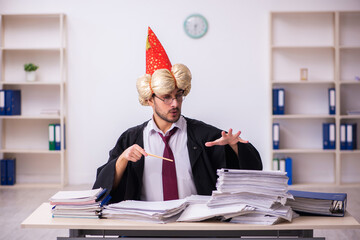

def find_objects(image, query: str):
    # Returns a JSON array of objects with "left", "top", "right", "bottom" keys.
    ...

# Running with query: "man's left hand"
[
  {"left": 205, "top": 129, "right": 248, "bottom": 156},
  {"left": 205, "top": 129, "right": 248, "bottom": 147}
]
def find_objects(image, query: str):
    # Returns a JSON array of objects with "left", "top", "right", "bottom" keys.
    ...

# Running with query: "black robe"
[{"left": 93, "top": 117, "right": 262, "bottom": 203}]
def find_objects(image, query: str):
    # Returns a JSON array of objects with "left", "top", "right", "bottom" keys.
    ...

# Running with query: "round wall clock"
[{"left": 184, "top": 14, "right": 208, "bottom": 39}]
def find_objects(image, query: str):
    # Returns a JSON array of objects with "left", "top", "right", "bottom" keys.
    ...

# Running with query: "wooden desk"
[{"left": 21, "top": 203, "right": 360, "bottom": 240}]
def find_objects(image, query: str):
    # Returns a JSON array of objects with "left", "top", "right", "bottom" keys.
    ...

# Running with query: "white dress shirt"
[{"left": 141, "top": 116, "right": 197, "bottom": 201}]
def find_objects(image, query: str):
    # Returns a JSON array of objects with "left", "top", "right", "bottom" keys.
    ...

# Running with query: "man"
[{"left": 93, "top": 27, "right": 262, "bottom": 203}]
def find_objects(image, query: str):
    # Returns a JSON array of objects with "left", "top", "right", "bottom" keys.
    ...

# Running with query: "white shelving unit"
[
  {"left": 270, "top": 11, "right": 360, "bottom": 187},
  {"left": 0, "top": 14, "right": 67, "bottom": 187}
]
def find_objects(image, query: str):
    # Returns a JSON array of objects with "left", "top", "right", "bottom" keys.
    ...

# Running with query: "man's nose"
[{"left": 170, "top": 97, "right": 180, "bottom": 107}]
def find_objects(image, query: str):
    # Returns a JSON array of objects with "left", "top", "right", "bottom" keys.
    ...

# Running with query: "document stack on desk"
[
  {"left": 49, "top": 188, "right": 107, "bottom": 219},
  {"left": 286, "top": 190, "right": 347, "bottom": 217},
  {"left": 102, "top": 198, "right": 188, "bottom": 223},
  {"left": 210, "top": 169, "right": 290, "bottom": 208},
  {"left": 218, "top": 169, "right": 294, "bottom": 225},
  {"left": 230, "top": 213, "right": 284, "bottom": 225},
  {"left": 178, "top": 169, "right": 295, "bottom": 225},
  {"left": 177, "top": 200, "right": 256, "bottom": 222},
  {"left": 229, "top": 203, "right": 295, "bottom": 225}
]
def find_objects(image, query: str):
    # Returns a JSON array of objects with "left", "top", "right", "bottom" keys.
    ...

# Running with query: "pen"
[{"left": 146, "top": 153, "right": 174, "bottom": 162}]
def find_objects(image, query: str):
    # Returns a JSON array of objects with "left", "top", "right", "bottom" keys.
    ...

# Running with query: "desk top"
[{"left": 21, "top": 203, "right": 360, "bottom": 231}]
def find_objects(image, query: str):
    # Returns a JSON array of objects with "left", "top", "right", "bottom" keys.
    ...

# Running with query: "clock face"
[{"left": 184, "top": 14, "right": 208, "bottom": 39}]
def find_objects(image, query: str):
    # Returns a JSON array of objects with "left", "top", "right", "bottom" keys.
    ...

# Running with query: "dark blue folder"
[
  {"left": 0, "top": 90, "right": 5, "bottom": 115},
  {"left": 55, "top": 124, "right": 61, "bottom": 150},
  {"left": 277, "top": 88, "right": 285, "bottom": 115},
  {"left": 272, "top": 88, "right": 285, "bottom": 115},
  {"left": 0, "top": 159, "right": 16, "bottom": 185},
  {"left": 285, "top": 157, "right": 292, "bottom": 185},
  {"left": 272, "top": 88, "right": 278, "bottom": 115},
  {"left": 287, "top": 190, "right": 347, "bottom": 217},
  {"left": 323, "top": 123, "right": 335, "bottom": 150},
  {"left": 1, "top": 159, "right": 7, "bottom": 185},
  {"left": 346, "top": 123, "right": 357, "bottom": 150},
  {"left": 6, "top": 158, "right": 16, "bottom": 185},
  {"left": 5, "top": 90, "right": 21, "bottom": 115},
  {"left": 328, "top": 88, "right": 335, "bottom": 115},
  {"left": 340, "top": 124, "right": 347, "bottom": 150},
  {"left": 272, "top": 123, "right": 280, "bottom": 149},
  {"left": 323, "top": 123, "right": 329, "bottom": 149}
]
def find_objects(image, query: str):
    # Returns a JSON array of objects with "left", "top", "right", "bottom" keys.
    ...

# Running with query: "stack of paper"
[
  {"left": 185, "top": 194, "right": 211, "bottom": 205},
  {"left": 229, "top": 203, "right": 295, "bottom": 224},
  {"left": 208, "top": 191, "right": 280, "bottom": 209},
  {"left": 230, "top": 213, "right": 282, "bottom": 225},
  {"left": 102, "top": 199, "right": 188, "bottom": 223},
  {"left": 177, "top": 201, "right": 250, "bottom": 222},
  {"left": 50, "top": 188, "right": 107, "bottom": 219},
  {"left": 178, "top": 169, "right": 294, "bottom": 225},
  {"left": 216, "top": 169, "right": 294, "bottom": 224},
  {"left": 211, "top": 169, "right": 290, "bottom": 207}
]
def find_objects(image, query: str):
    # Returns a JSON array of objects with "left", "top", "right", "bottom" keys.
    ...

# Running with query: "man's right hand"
[
  {"left": 120, "top": 144, "right": 148, "bottom": 162},
  {"left": 113, "top": 144, "right": 147, "bottom": 190}
]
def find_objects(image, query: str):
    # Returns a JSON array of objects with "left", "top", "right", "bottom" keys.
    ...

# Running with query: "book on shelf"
[
  {"left": 328, "top": 88, "right": 335, "bottom": 115},
  {"left": 347, "top": 109, "right": 360, "bottom": 115},
  {"left": 55, "top": 124, "right": 61, "bottom": 150},
  {"left": 49, "top": 123, "right": 65, "bottom": 151},
  {"left": 0, "top": 158, "right": 16, "bottom": 185},
  {"left": 340, "top": 123, "right": 357, "bottom": 150},
  {"left": 286, "top": 190, "right": 347, "bottom": 217},
  {"left": 277, "top": 157, "right": 292, "bottom": 185},
  {"left": 323, "top": 123, "right": 335, "bottom": 150},
  {"left": 0, "top": 90, "right": 21, "bottom": 116},
  {"left": 272, "top": 123, "right": 280, "bottom": 149},
  {"left": 272, "top": 158, "right": 279, "bottom": 171},
  {"left": 272, "top": 88, "right": 285, "bottom": 115},
  {"left": 49, "top": 124, "right": 55, "bottom": 150},
  {"left": 0, "top": 159, "right": 6, "bottom": 185},
  {"left": 0, "top": 90, "right": 5, "bottom": 115},
  {"left": 346, "top": 123, "right": 357, "bottom": 150},
  {"left": 285, "top": 157, "right": 292, "bottom": 185},
  {"left": 340, "top": 124, "right": 347, "bottom": 150},
  {"left": 40, "top": 108, "right": 60, "bottom": 115}
]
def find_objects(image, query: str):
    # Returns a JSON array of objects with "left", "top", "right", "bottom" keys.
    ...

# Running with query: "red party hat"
[{"left": 146, "top": 27, "right": 172, "bottom": 75}]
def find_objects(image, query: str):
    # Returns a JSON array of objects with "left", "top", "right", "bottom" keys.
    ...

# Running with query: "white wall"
[{"left": 1, "top": 0, "right": 360, "bottom": 185}]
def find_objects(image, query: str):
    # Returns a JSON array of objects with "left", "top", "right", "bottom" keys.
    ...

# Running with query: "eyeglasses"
[{"left": 154, "top": 91, "right": 185, "bottom": 105}]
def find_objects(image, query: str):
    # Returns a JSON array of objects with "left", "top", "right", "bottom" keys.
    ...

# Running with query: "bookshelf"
[
  {"left": 0, "top": 14, "right": 67, "bottom": 187},
  {"left": 270, "top": 11, "right": 360, "bottom": 187}
]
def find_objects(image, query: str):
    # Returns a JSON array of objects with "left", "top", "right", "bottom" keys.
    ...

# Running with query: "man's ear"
[{"left": 148, "top": 97, "right": 154, "bottom": 107}]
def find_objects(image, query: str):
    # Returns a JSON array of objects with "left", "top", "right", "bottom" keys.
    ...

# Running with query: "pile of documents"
[
  {"left": 50, "top": 188, "right": 107, "bottom": 219},
  {"left": 229, "top": 203, "right": 294, "bottom": 225},
  {"left": 230, "top": 213, "right": 282, "bottom": 225},
  {"left": 177, "top": 200, "right": 251, "bottom": 222},
  {"left": 210, "top": 169, "right": 291, "bottom": 207},
  {"left": 102, "top": 198, "right": 188, "bottom": 223},
  {"left": 98, "top": 169, "right": 297, "bottom": 225},
  {"left": 177, "top": 169, "right": 295, "bottom": 225},
  {"left": 286, "top": 190, "right": 347, "bottom": 217}
]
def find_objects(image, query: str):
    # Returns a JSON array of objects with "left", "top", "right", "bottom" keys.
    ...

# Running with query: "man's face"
[{"left": 150, "top": 88, "right": 184, "bottom": 124}]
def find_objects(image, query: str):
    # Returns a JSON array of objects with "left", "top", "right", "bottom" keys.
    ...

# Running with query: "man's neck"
[{"left": 153, "top": 115, "right": 173, "bottom": 134}]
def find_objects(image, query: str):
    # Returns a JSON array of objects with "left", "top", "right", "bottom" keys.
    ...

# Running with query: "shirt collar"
[{"left": 147, "top": 115, "right": 186, "bottom": 136}]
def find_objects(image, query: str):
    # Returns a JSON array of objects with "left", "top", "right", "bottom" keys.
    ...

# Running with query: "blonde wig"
[{"left": 136, "top": 63, "right": 192, "bottom": 106}]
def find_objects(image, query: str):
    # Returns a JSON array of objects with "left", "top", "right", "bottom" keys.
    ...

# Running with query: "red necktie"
[{"left": 158, "top": 127, "right": 178, "bottom": 201}]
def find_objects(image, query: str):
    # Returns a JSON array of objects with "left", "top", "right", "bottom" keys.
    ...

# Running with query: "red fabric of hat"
[{"left": 146, "top": 27, "right": 172, "bottom": 75}]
